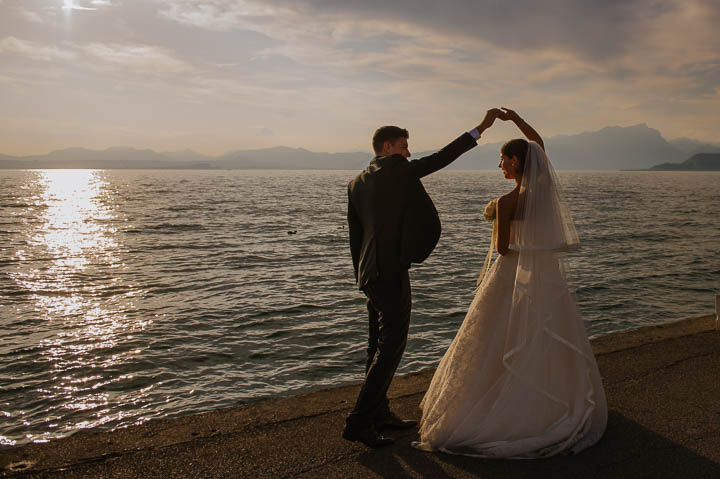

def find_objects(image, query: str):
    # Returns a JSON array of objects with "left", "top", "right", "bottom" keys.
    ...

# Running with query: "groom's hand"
[{"left": 476, "top": 108, "right": 505, "bottom": 134}]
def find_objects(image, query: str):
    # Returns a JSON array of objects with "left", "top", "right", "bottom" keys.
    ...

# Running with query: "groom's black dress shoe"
[
  {"left": 375, "top": 411, "right": 418, "bottom": 431},
  {"left": 342, "top": 425, "right": 394, "bottom": 448}
]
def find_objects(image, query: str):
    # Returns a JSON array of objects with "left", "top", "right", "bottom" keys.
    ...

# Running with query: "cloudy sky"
[{"left": 1, "top": 0, "right": 718, "bottom": 156}]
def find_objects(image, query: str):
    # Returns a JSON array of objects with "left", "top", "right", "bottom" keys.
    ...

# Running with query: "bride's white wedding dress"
[{"left": 414, "top": 142, "right": 607, "bottom": 458}]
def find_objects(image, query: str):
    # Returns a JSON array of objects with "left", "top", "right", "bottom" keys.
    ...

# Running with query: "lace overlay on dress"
[{"left": 415, "top": 252, "right": 606, "bottom": 458}]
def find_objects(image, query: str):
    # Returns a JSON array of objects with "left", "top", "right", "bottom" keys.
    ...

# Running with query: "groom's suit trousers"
[{"left": 348, "top": 270, "right": 411, "bottom": 424}]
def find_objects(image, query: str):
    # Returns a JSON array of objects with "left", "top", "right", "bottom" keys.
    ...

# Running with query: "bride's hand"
[
  {"left": 501, "top": 107, "right": 545, "bottom": 150},
  {"left": 500, "top": 107, "right": 521, "bottom": 122}
]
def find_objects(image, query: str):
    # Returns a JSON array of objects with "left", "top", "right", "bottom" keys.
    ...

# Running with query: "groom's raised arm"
[
  {"left": 407, "top": 133, "right": 477, "bottom": 178},
  {"left": 407, "top": 109, "right": 504, "bottom": 178}
]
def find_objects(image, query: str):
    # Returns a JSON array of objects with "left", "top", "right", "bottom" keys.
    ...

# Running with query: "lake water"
[{"left": 1, "top": 169, "right": 718, "bottom": 446}]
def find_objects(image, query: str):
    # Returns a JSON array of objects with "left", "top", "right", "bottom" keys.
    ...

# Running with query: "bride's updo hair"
[{"left": 501, "top": 139, "right": 529, "bottom": 174}]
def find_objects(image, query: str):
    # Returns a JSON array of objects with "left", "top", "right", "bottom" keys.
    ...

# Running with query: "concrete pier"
[{"left": 1, "top": 315, "right": 718, "bottom": 478}]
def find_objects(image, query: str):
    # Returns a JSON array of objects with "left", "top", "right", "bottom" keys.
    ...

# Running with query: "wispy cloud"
[
  {"left": 80, "top": 43, "right": 191, "bottom": 73},
  {"left": 62, "top": 0, "right": 100, "bottom": 11},
  {"left": 0, "top": 37, "right": 78, "bottom": 61},
  {"left": 16, "top": 7, "right": 45, "bottom": 23},
  {"left": 156, "top": 0, "right": 280, "bottom": 31},
  {"left": 0, "top": 36, "right": 191, "bottom": 74}
]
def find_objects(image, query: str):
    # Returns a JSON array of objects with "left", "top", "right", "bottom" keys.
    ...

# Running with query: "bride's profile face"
[{"left": 499, "top": 154, "right": 519, "bottom": 180}]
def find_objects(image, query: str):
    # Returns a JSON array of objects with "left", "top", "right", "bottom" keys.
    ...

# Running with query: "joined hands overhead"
[
  {"left": 475, "top": 107, "right": 543, "bottom": 150},
  {"left": 476, "top": 108, "right": 505, "bottom": 132},
  {"left": 478, "top": 107, "right": 520, "bottom": 129}
]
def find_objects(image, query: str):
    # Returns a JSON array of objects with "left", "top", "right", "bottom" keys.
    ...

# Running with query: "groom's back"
[{"left": 348, "top": 155, "right": 411, "bottom": 286}]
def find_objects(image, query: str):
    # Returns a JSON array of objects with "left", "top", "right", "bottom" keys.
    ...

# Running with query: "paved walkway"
[{"left": 2, "top": 315, "right": 719, "bottom": 478}]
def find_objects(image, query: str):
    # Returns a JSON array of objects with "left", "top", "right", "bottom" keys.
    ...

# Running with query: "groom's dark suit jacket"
[{"left": 348, "top": 133, "right": 477, "bottom": 289}]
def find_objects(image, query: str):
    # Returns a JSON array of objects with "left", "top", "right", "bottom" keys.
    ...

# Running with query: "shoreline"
[
  {"left": 4, "top": 315, "right": 713, "bottom": 447},
  {"left": 1, "top": 314, "right": 718, "bottom": 477}
]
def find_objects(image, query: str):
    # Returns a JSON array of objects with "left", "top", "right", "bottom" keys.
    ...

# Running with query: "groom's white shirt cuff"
[{"left": 468, "top": 128, "right": 481, "bottom": 141}]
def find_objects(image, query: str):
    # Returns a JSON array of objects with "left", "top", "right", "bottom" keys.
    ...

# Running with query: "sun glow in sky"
[{"left": 1, "top": 0, "right": 719, "bottom": 156}]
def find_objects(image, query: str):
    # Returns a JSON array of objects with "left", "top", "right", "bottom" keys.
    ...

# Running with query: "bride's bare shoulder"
[{"left": 498, "top": 190, "right": 519, "bottom": 212}]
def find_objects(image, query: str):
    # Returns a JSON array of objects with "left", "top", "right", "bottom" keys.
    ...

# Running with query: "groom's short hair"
[{"left": 372, "top": 126, "right": 409, "bottom": 154}]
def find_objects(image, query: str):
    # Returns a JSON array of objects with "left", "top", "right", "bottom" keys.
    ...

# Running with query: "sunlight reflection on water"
[
  {"left": 13, "top": 170, "right": 117, "bottom": 287},
  {"left": 2, "top": 170, "right": 152, "bottom": 445}
]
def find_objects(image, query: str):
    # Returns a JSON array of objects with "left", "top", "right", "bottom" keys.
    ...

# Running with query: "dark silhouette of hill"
[{"left": 649, "top": 153, "right": 720, "bottom": 171}]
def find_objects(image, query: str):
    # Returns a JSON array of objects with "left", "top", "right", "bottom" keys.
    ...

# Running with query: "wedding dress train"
[{"left": 414, "top": 142, "right": 607, "bottom": 458}]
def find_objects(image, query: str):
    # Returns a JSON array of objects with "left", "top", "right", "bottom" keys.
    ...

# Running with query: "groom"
[{"left": 344, "top": 109, "right": 504, "bottom": 447}]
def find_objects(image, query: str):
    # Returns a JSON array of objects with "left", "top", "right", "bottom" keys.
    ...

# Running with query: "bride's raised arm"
[{"left": 501, "top": 108, "right": 544, "bottom": 151}]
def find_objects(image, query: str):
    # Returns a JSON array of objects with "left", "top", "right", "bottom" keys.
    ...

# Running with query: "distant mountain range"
[
  {"left": 1, "top": 124, "right": 719, "bottom": 171},
  {"left": 649, "top": 153, "right": 720, "bottom": 171}
]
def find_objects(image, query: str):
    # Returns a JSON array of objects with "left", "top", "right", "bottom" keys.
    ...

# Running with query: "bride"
[{"left": 413, "top": 108, "right": 607, "bottom": 458}]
